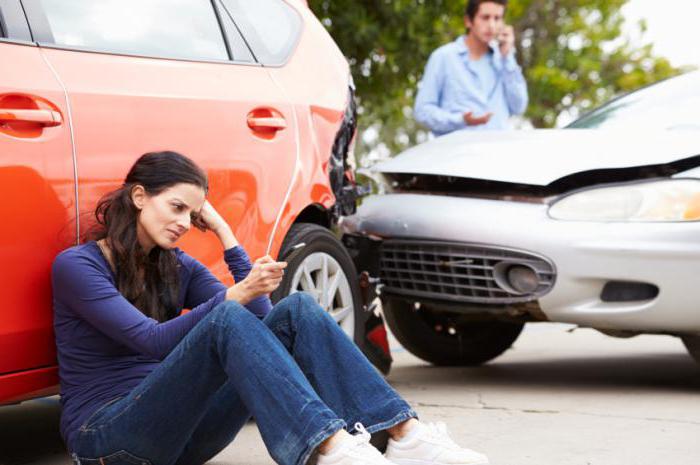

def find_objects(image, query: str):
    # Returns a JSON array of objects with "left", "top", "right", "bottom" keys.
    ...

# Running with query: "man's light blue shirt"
[{"left": 414, "top": 36, "right": 528, "bottom": 136}]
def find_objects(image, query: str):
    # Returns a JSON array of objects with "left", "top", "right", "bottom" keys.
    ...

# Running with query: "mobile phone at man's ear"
[{"left": 282, "top": 242, "right": 307, "bottom": 263}]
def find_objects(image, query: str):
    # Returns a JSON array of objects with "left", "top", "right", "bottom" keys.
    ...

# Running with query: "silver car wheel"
[{"left": 290, "top": 251, "right": 355, "bottom": 338}]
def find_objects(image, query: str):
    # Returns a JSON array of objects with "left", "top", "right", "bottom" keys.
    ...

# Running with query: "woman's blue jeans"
[{"left": 70, "top": 293, "right": 416, "bottom": 465}]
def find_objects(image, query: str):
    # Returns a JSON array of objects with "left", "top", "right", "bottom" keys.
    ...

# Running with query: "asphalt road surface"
[{"left": 2, "top": 323, "right": 699, "bottom": 465}]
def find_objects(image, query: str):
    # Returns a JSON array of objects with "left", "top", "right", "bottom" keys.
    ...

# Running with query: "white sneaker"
[
  {"left": 318, "top": 423, "right": 397, "bottom": 465},
  {"left": 384, "top": 421, "right": 489, "bottom": 465}
]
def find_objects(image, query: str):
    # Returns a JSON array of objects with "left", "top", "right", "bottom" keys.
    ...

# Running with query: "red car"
[{"left": 0, "top": 0, "right": 388, "bottom": 406}]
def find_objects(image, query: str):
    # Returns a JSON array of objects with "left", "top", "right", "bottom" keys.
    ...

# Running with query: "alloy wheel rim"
[{"left": 290, "top": 252, "right": 355, "bottom": 338}]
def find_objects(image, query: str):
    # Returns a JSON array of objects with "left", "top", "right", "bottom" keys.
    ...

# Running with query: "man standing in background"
[{"left": 414, "top": 0, "right": 528, "bottom": 136}]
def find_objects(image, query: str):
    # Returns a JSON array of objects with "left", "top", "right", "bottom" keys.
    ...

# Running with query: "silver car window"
[{"left": 569, "top": 71, "right": 700, "bottom": 131}]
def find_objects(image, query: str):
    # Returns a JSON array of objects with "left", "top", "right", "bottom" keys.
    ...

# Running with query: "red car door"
[
  {"left": 0, "top": 22, "right": 75, "bottom": 400},
  {"left": 22, "top": 0, "right": 298, "bottom": 283}
]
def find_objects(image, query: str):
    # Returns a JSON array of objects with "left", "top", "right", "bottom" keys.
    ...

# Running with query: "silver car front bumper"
[{"left": 341, "top": 193, "right": 700, "bottom": 333}]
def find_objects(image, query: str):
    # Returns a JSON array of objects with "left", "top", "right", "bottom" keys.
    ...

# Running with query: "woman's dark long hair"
[{"left": 85, "top": 151, "right": 208, "bottom": 322}]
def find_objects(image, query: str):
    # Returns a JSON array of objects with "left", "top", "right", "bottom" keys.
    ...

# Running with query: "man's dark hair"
[{"left": 465, "top": 0, "right": 508, "bottom": 20}]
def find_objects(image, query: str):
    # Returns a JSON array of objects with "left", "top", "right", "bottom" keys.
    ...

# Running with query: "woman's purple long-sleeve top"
[{"left": 51, "top": 241, "right": 272, "bottom": 450}]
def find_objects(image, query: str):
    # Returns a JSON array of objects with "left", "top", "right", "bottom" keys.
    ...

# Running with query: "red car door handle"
[
  {"left": 0, "top": 108, "right": 62, "bottom": 127},
  {"left": 247, "top": 116, "right": 287, "bottom": 130}
]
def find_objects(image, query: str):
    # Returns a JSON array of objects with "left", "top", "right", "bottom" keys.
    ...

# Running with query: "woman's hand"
[
  {"left": 197, "top": 200, "right": 228, "bottom": 233},
  {"left": 197, "top": 200, "right": 238, "bottom": 249},
  {"left": 226, "top": 256, "right": 287, "bottom": 304}
]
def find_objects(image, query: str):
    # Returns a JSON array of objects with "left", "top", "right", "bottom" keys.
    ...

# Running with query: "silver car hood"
[{"left": 373, "top": 129, "right": 700, "bottom": 186}]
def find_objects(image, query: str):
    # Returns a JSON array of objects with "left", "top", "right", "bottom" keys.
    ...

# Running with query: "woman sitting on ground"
[{"left": 52, "top": 151, "right": 489, "bottom": 465}]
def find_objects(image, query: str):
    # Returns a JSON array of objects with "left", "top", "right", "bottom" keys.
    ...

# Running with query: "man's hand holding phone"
[{"left": 498, "top": 24, "right": 515, "bottom": 56}]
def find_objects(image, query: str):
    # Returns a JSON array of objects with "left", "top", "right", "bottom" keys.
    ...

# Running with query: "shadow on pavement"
[
  {"left": 389, "top": 351, "right": 700, "bottom": 393},
  {"left": 0, "top": 397, "right": 66, "bottom": 465}
]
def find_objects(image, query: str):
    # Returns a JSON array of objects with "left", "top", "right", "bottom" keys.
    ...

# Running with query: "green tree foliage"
[{"left": 308, "top": 0, "right": 681, "bottom": 160}]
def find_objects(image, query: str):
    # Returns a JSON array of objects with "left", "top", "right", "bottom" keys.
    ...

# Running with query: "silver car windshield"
[{"left": 568, "top": 71, "right": 700, "bottom": 131}]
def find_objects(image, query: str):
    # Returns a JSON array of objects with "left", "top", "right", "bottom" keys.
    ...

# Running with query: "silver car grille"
[{"left": 379, "top": 239, "right": 556, "bottom": 304}]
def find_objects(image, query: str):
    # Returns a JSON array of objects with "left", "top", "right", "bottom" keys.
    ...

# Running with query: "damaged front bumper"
[{"left": 341, "top": 192, "right": 700, "bottom": 334}]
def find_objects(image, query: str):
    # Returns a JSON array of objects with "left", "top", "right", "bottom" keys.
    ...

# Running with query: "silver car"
[{"left": 342, "top": 71, "right": 700, "bottom": 367}]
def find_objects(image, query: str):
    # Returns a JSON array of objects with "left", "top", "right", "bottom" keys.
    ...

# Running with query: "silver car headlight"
[{"left": 548, "top": 179, "right": 700, "bottom": 222}]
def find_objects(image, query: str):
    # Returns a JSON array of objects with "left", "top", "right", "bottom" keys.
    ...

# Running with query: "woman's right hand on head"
[
  {"left": 197, "top": 200, "right": 228, "bottom": 233},
  {"left": 198, "top": 200, "right": 239, "bottom": 249},
  {"left": 226, "top": 255, "right": 287, "bottom": 304}
]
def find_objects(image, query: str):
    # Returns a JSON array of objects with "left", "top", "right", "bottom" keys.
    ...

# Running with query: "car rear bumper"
[{"left": 341, "top": 193, "right": 700, "bottom": 333}]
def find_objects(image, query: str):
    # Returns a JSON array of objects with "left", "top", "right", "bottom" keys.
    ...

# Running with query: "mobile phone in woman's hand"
[{"left": 282, "top": 242, "right": 306, "bottom": 263}]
